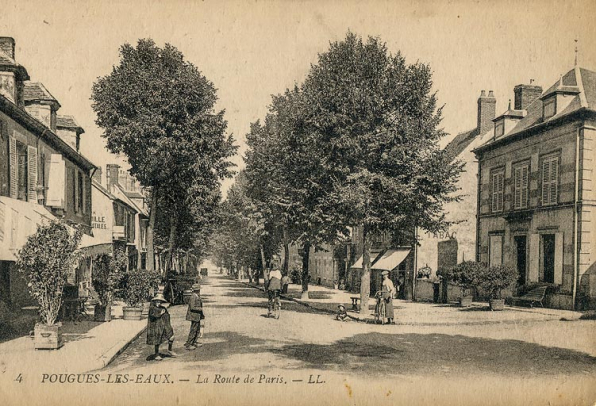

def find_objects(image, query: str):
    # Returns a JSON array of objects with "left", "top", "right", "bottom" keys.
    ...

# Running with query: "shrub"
[
  {"left": 438, "top": 261, "right": 486, "bottom": 297},
  {"left": 91, "top": 248, "right": 127, "bottom": 307},
  {"left": 119, "top": 269, "right": 161, "bottom": 307},
  {"left": 477, "top": 264, "right": 518, "bottom": 299},
  {"left": 290, "top": 268, "right": 301, "bottom": 284},
  {"left": 16, "top": 221, "right": 82, "bottom": 325}
]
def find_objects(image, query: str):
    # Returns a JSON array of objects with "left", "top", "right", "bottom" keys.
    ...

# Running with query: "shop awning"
[
  {"left": 371, "top": 248, "right": 411, "bottom": 271},
  {"left": 351, "top": 255, "right": 364, "bottom": 269}
]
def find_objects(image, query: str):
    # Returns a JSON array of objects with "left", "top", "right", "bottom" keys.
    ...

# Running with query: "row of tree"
[
  {"left": 91, "top": 39, "right": 236, "bottom": 271},
  {"left": 213, "top": 32, "right": 463, "bottom": 307}
]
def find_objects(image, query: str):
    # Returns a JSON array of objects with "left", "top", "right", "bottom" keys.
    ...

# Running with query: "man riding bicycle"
[{"left": 266, "top": 258, "right": 283, "bottom": 319}]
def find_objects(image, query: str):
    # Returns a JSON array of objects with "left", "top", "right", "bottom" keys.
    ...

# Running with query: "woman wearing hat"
[
  {"left": 381, "top": 271, "right": 396, "bottom": 324},
  {"left": 146, "top": 293, "right": 176, "bottom": 361}
]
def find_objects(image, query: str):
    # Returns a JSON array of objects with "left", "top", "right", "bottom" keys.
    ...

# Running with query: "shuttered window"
[
  {"left": 491, "top": 169, "right": 505, "bottom": 212},
  {"left": 27, "top": 145, "right": 37, "bottom": 203},
  {"left": 541, "top": 155, "right": 559, "bottom": 206},
  {"left": 9, "top": 136, "right": 17, "bottom": 199},
  {"left": 513, "top": 163, "right": 529, "bottom": 209}
]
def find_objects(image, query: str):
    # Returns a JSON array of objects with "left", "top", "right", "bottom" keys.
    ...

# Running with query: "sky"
[{"left": 2, "top": 0, "right": 595, "bottom": 193}]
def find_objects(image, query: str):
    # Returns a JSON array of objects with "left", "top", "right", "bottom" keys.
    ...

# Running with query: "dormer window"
[
  {"left": 543, "top": 97, "right": 556, "bottom": 120},
  {"left": 494, "top": 120, "right": 505, "bottom": 137}
]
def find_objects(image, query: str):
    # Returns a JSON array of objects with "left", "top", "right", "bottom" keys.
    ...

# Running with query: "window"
[
  {"left": 16, "top": 141, "right": 28, "bottom": 201},
  {"left": 541, "top": 155, "right": 559, "bottom": 206},
  {"left": 491, "top": 169, "right": 505, "bottom": 212},
  {"left": 494, "top": 121, "right": 505, "bottom": 137},
  {"left": 513, "top": 163, "right": 529, "bottom": 209},
  {"left": 543, "top": 98, "right": 556, "bottom": 119},
  {"left": 489, "top": 234, "right": 503, "bottom": 267}
]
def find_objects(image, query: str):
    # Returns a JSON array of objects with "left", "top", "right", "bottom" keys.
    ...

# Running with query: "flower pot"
[
  {"left": 94, "top": 304, "right": 112, "bottom": 322},
  {"left": 34, "top": 323, "right": 63, "bottom": 350},
  {"left": 141, "top": 302, "right": 150, "bottom": 318},
  {"left": 458, "top": 296, "right": 473, "bottom": 307},
  {"left": 122, "top": 306, "right": 143, "bottom": 320},
  {"left": 489, "top": 298, "right": 505, "bottom": 311}
]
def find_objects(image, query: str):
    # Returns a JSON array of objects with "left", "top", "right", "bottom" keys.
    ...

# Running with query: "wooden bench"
[
  {"left": 349, "top": 296, "right": 360, "bottom": 311},
  {"left": 511, "top": 286, "right": 548, "bottom": 308}
]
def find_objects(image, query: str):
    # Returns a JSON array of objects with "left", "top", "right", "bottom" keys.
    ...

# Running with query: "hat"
[
  {"left": 191, "top": 283, "right": 201, "bottom": 291},
  {"left": 381, "top": 271, "right": 389, "bottom": 276},
  {"left": 338, "top": 305, "right": 346, "bottom": 311},
  {"left": 152, "top": 293, "right": 167, "bottom": 303}
]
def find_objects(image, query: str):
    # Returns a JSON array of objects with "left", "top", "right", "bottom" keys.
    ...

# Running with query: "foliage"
[
  {"left": 91, "top": 248, "right": 127, "bottom": 307},
  {"left": 289, "top": 268, "right": 302, "bottom": 285},
  {"left": 119, "top": 269, "right": 161, "bottom": 307},
  {"left": 439, "top": 261, "right": 486, "bottom": 296},
  {"left": 477, "top": 264, "right": 518, "bottom": 299},
  {"left": 16, "top": 221, "right": 82, "bottom": 325}
]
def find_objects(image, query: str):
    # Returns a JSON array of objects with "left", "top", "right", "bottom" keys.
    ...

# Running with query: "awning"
[
  {"left": 371, "top": 248, "right": 411, "bottom": 271},
  {"left": 351, "top": 255, "right": 364, "bottom": 269}
]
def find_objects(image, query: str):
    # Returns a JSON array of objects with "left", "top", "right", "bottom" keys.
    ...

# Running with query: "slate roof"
[
  {"left": 23, "top": 82, "right": 61, "bottom": 107},
  {"left": 56, "top": 114, "right": 84, "bottom": 132},
  {"left": 476, "top": 66, "right": 596, "bottom": 152},
  {"left": 443, "top": 128, "right": 479, "bottom": 162}
]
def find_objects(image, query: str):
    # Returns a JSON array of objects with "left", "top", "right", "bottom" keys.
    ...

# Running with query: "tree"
[
  {"left": 92, "top": 39, "right": 236, "bottom": 271},
  {"left": 298, "top": 33, "right": 463, "bottom": 310}
]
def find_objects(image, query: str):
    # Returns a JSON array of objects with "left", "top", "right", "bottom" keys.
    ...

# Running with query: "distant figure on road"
[
  {"left": 146, "top": 293, "right": 176, "bottom": 361},
  {"left": 381, "top": 271, "right": 396, "bottom": 324},
  {"left": 266, "top": 258, "right": 282, "bottom": 318},
  {"left": 184, "top": 284, "right": 204, "bottom": 350}
]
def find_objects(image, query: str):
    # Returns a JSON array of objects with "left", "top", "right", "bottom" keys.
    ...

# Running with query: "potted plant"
[
  {"left": 477, "top": 264, "right": 518, "bottom": 311},
  {"left": 119, "top": 269, "right": 157, "bottom": 320},
  {"left": 91, "top": 249, "right": 127, "bottom": 322},
  {"left": 440, "top": 261, "right": 484, "bottom": 307},
  {"left": 16, "top": 221, "right": 82, "bottom": 350}
]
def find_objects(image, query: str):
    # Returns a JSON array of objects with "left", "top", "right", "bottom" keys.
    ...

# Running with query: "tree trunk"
[
  {"left": 146, "top": 187, "right": 158, "bottom": 271},
  {"left": 359, "top": 226, "right": 371, "bottom": 314},
  {"left": 166, "top": 219, "right": 177, "bottom": 272},
  {"left": 282, "top": 226, "right": 289, "bottom": 275},
  {"left": 301, "top": 241, "right": 311, "bottom": 299},
  {"left": 259, "top": 244, "right": 266, "bottom": 286}
]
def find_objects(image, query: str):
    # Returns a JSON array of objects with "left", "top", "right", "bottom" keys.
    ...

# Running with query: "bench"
[
  {"left": 349, "top": 296, "right": 360, "bottom": 311},
  {"left": 511, "top": 286, "right": 548, "bottom": 308}
]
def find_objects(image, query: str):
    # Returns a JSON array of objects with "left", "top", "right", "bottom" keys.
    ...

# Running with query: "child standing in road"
[{"left": 146, "top": 293, "right": 176, "bottom": 361}]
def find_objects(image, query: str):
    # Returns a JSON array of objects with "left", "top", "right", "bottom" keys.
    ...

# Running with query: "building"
[
  {"left": 474, "top": 65, "right": 596, "bottom": 310},
  {"left": 417, "top": 90, "right": 501, "bottom": 277},
  {"left": 0, "top": 37, "right": 103, "bottom": 309}
]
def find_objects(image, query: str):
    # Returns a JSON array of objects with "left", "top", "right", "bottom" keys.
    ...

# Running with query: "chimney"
[
  {"left": 477, "top": 90, "right": 496, "bottom": 135},
  {"left": 514, "top": 83, "right": 543, "bottom": 110},
  {"left": 106, "top": 164, "right": 120, "bottom": 191},
  {"left": 92, "top": 167, "right": 102, "bottom": 185},
  {"left": 0, "top": 37, "right": 15, "bottom": 59}
]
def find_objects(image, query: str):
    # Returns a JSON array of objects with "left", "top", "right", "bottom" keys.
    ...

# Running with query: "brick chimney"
[
  {"left": 477, "top": 90, "right": 496, "bottom": 135},
  {"left": 0, "top": 37, "right": 15, "bottom": 59},
  {"left": 92, "top": 167, "right": 102, "bottom": 185},
  {"left": 514, "top": 83, "right": 543, "bottom": 110},
  {"left": 106, "top": 164, "right": 120, "bottom": 191}
]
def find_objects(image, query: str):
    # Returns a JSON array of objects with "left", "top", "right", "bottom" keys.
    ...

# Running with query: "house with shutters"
[
  {"left": 0, "top": 36, "right": 101, "bottom": 309},
  {"left": 474, "top": 64, "right": 596, "bottom": 310}
]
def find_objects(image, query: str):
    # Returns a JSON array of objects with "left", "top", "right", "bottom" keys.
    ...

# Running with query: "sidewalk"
[
  {"left": 0, "top": 305, "right": 146, "bottom": 379},
  {"left": 240, "top": 278, "right": 584, "bottom": 326}
]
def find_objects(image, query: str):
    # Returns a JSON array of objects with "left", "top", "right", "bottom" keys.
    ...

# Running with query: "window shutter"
[
  {"left": 74, "top": 170, "right": 79, "bottom": 213},
  {"left": 550, "top": 159, "right": 558, "bottom": 204},
  {"left": 542, "top": 160, "right": 550, "bottom": 205},
  {"left": 27, "top": 145, "right": 37, "bottom": 203},
  {"left": 521, "top": 166, "right": 529, "bottom": 208},
  {"left": 528, "top": 234, "right": 540, "bottom": 282},
  {"left": 498, "top": 173, "right": 504, "bottom": 211},
  {"left": 9, "top": 136, "right": 17, "bottom": 199},
  {"left": 514, "top": 167, "right": 521, "bottom": 209},
  {"left": 46, "top": 154, "right": 65, "bottom": 208}
]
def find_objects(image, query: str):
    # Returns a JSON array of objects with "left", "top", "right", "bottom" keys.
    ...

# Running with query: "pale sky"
[{"left": 2, "top": 0, "right": 595, "bottom": 193}]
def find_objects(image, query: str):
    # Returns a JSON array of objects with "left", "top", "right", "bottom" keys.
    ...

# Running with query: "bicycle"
[{"left": 374, "top": 291, "right": 387, "bottom": 325}]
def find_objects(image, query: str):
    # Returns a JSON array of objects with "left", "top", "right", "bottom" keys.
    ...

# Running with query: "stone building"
[{"left": 474, "top": 65, "right": 596, "bottom": 310}]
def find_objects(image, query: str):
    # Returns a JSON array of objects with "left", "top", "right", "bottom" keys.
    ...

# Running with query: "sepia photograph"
[{"left": 0, "top": 1, "right": 595, "bottom": 405}]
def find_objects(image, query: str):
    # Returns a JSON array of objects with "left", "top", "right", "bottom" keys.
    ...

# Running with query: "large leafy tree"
[
  {"left": 300, "top": 33, "right": 463, "bottom": 309},
  {"left": 92, "top": 39, "right": 235, "bottom": 270}
]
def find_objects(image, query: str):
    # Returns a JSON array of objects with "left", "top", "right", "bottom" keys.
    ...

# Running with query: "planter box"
[
  {"left": 34, "top": 323, "right": 63, "bottom": 350},
  {"left": 94, "top": 304, "right": 112, "bottom": 322},
  {"left": 458, "top": 296, "right": 473, "bottom": 307},
  {"left": 122, "top": 306, "right": 142, "bottom": 321},
  {"left": 141, "top": 302, "right": 150, "bottom": 318},
  {"left": 489, "top": 298, "right": 505, "bottom": 311}
]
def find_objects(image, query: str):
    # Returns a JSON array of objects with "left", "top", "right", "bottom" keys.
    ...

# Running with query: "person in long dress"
[
  {"left": 381, "top": 271, "right": 396, "bottom": 324},
  {"left": 146, "top": 293, "right": 176, "bottom": 361}
]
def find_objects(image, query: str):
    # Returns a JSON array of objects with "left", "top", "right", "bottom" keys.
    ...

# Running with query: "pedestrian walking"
[
  {"left": 184, "top": 283, "right": 204, "bottom": 350},
  {"left": 266, "top": 258, "right": 282, "bottom": 318},
  {"left": 381, "top": 271, "right": 396, "bottom": 324},
  {"left": 146, "top": 293, "right": 176, "bottom": 361}
]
